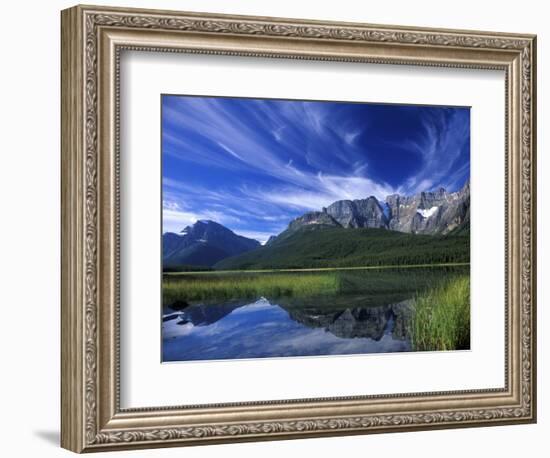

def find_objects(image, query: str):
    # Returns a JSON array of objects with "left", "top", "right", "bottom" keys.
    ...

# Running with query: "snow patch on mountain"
[{"left": 417, "top": 206, "right": 439, "bottom": 219}]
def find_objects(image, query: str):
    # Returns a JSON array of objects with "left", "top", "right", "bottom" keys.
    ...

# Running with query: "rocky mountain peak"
[
  {"left": 325, "top": 195, "right": 387, "bottom": 229},
  {"left": 285, "top": 180, "right": 470, "bottom": 236},
  {"left": 164, "top": 220, "right": 261, "bottom": 268},
  {"left": 180, "top": 220, "right": 236, "bottom": 241},
  {"left": 288, "top": 211, "right": 340, "bottom": 232}
]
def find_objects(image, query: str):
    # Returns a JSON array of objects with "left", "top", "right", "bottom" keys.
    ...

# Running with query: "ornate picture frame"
[{"left": 61, "top": 4, "right": 536, "bottom": 453}]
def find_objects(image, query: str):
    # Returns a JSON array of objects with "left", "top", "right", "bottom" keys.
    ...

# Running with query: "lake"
[{"left": 162, "top": 266, "right": 468, "bottom": 362}]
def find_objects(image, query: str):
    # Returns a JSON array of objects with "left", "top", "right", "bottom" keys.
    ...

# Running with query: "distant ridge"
[
  {"left": 164, "top": 182, "right": 470, "bottom": 271},
  {"left": 275, "top": 180, "right": 470, "bottom": 243},
  {"left": 163, "top": 220, "right": 260, "bottom": 269},
  {"left": 215, "top": 226, "right": 470, "bottom": 271}
]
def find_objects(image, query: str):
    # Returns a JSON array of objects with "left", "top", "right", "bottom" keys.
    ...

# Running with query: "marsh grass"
[
  {"left": 163, "top": 273, "right": 341, "bottom": 305},
  {"left": 411, "top": 275, "right": 470, "bottom": 351},
  {"left": 162, "top": 268, "right": 471, "bottom": 352}
]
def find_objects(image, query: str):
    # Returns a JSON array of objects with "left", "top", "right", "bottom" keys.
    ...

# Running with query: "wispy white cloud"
[
  {"left": 395, "top": 109, "right": 470, "bottom": 195},
  {"left": 162, "top": 208, "right": 199, "bottom": 233},
  {"left": 162, "top": 97, "right": 369, "bottom": 189},
  {"left": 162, "top": 201, "right": 242, "bottom": 234},
  {"left": 162, "top": 96, "right": 470, "bottom": 238},
  {"left": 344, "top": 130, "right": 361, "bottom": 145},
  {"left": 217, "top": 142, "right": 244, "bottom": 161},
  {"left": 254, "top": 173, "right": 394, "bottom": 211},
  {"left": 162, "top": 203, "right": 276, "bottom": 243}
]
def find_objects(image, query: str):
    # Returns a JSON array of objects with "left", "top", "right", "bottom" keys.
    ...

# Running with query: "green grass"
[
  {"left": 410, "top": 275, "right": 470, "bottom": 351},
  {"left": 163, "top": 267, "right": 471, "bottom": 353},
  {"left": 163, "top": 272, "right": 341, "bottom": 304},
  {"left": 165, "top": 262, "right": 469, "bottom": 275},
  {"left": 162, "top": 266, "right": 469, "bottom": 309}
]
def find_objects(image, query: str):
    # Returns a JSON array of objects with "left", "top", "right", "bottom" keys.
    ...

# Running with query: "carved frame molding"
[{"left": 61, "top": 4, "right": 536, "bottom": 453}]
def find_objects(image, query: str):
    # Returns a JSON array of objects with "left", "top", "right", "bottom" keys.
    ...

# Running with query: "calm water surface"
[{"left": 162, "top": 267, "right": 466, "bottom": 362}]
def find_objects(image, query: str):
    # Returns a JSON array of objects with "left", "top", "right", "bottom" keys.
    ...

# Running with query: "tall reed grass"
[
  {"left": 410, "top": 276, "right": 470, "bottom": 351},
  {"left": 163, "top": 273, "right": 340, "bottom": 305}
]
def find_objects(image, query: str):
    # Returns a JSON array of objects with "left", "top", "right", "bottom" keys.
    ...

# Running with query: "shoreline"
[{"left": 164, "top": 262, "right": 470, "bottom": 276}]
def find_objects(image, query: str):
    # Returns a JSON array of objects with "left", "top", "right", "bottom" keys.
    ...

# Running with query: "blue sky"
[{"left": 162, "top": 95, "right": 470, "bottom": 243}]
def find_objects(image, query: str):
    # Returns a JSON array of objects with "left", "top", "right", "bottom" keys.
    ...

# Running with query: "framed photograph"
[{"left": 61, "top": 4, "right": 537, "bottom": 453}]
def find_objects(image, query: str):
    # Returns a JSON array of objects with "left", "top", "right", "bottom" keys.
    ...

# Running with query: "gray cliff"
[{"left": 283, "top": 180, "right": 469, "bottom": 236}]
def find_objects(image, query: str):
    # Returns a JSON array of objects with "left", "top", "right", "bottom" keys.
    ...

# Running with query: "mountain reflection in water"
[{"left": 162, "top": 296, "right": 413, "bottom": 362}]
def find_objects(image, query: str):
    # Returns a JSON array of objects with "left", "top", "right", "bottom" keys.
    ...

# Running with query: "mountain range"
[
  {"left": 162, "top": 181, "right": 470, "bottom": 270},
  {"left": 284, "top": 180, "right": 470, "bottom": 237},
  {"left": 163, "top": 220, "right": 260, "bottom": 269}
]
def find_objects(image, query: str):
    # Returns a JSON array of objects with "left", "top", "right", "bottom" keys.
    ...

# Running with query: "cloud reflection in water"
[{"left": 162, "top": 298, "right": 411, "bottom": 362}]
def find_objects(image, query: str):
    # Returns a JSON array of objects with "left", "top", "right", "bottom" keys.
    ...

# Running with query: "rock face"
[
  {"left": 286, "top": 180, "right": 469, "bottom": 235},
  {"left": 287, "top": 211, "right": 340, "bottom": 232},
  {"left": 286, "top": 301, "right": 413, "bottom": 341},
  {"left": 163, "top": 220, "right": 260, "bottom": 268},
  {"left": 327, "top": 306, "right": 391, "bottom": 340},
  {"left": 326, "top": 196, "right": 388, "bottom": 229},
  {"left": 386, "top": 181, "right": 470, "bottom": 234}
]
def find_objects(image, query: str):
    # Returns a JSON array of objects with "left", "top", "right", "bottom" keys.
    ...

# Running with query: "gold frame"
[{"left": 61, "top": 4, "right": 537, "bottom": 453}]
